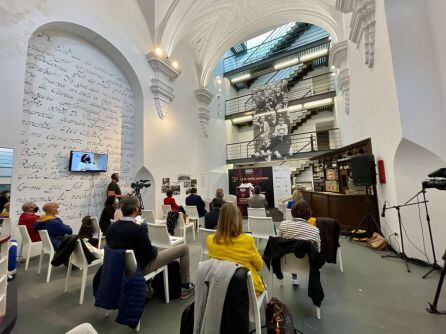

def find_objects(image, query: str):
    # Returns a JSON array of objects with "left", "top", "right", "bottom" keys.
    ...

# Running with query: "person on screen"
[
  {"left": 75, "top": 154, "right": 98, "bottom": 171},
  {"left": 107, "top": 173, "right": 128, "bottom": 201}
]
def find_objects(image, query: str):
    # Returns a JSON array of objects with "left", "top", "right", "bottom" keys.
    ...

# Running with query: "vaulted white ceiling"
[{"left": 138, "top": 0, "right": 344, "bottom": 86}]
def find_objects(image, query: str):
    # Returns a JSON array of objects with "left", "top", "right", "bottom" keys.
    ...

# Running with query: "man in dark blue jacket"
[
  {"left": 106, "top": 196, "right": 195, "bottom": 299},
  {"left": 204, "top": 197, "right": 224, "bottom": 229},
  {"left": 185, "top": 188, "right": 207, "bottom": 217},
  {"left": 33, "top": 202, "right": 73, "bottom": 250}
]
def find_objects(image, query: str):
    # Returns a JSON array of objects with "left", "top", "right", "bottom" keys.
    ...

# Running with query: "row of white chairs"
[{"left": 19, "top": 217, "right": 104, "bottom": 304}]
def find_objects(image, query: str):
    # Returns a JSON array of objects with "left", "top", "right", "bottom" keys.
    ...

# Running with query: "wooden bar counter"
[{"left": 302, "top": 190, "right": 378, "bottom": 234}]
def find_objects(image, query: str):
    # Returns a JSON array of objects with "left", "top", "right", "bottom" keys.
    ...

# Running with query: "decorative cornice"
[
  {"left": 194, "top": 88, "right": 214, "bottom": 138},
  {"left": 330, "top": 40, "right": 348, "bottom": 69},
  {"left": 150, "top": 78, "right": 174, "bottom": 119},
  {"left": 195, "top": 88, "right": 214, "bottom": 105},
  {"left": 146, "top": 51, "right": 182, "bottom": 80},
  {"left": 349, "top": 0, "right": 376, "bottom": 68},
  {"left": 337, "top": 68, "right": 350, "bottom": 115},
  {"left": 336, "top": 0, "right": 354, "bottom": 13}
]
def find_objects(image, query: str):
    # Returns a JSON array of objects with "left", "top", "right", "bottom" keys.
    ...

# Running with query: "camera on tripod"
[
  {"left": 423, "top": 168, "right": 446, "bottom": 190},
  {"left": 131, "top": 179, "right": 151, "bottom": 191}
]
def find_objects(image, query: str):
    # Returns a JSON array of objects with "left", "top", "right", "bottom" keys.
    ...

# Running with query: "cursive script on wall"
[{"left": 16, "top": 30, "right": 135, "bottom": 231}]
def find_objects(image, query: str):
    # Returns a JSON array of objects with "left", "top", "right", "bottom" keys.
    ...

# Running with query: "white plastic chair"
[
  {"left": 176, "top": 212, "right": 195, "bottom": 243},
  {"left": 90, "top": 216, "right": 102, "bottom": 249},
  {"left": 65, "top": 239, "right": 103, "bottom": 304},
  {"left": 185, "top": 206, "right": 201, "bottom": 234},
  {"left": 161, "top": 205, "right": 171, "bottom": 219},
  {"left": 337, "top": 247, "right": 344, "bottom": 273},
  {"left": 141, "top": 210, "right": 165, "bottom": 225},
  {"left": 126, "top": 249, "right": 169, "bottom": 303},
  {"left": 148, "top": 223, "right": 184, "bottom": 249},
  {"left": 272, "top": 254, "right": 321, "bottom": 319},
  {"left": 247, "top": 207, "right": 266, "bottom": 218},
  {"left": 285, "top": 209, "right": 292, "bottom": 221},
  {"left": 18, "top": 225, "right": 40, "bottom": 271},
  {"left": 199, "top": 228, "right": 215, "bottom": 260},
  {"left": 37, "top": 230, "right": 55, "bottom": 282},
  {"left": 247, "top": 271, "right": 268, "bottom": 334},
  {"left": 247, "top": 217, "right": 275, "bottom": 248}
]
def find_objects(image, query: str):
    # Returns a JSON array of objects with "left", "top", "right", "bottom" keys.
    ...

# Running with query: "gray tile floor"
[{"left": 12, "top": 232, "right": 446, "bottom": 334}]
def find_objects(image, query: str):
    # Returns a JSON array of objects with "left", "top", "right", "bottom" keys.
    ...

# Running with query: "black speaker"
[{"left": 350, "top": 154, "right": 376, "bottom": 186}]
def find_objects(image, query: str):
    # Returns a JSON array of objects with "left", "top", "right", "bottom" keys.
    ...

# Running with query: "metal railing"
[
  {"left": 224, "top": 26, "right": 329, "bottom": 73},
  {"left": 226, "top": 128, "right": 340, "bottom": 161},
  {"left": 225, "top": 72, "right": 335, "bottom": 116}
]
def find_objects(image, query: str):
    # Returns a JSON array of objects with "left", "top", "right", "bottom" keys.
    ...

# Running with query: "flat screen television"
[{"left": 69, "top": 151, "right": 108, "bottom": 172}]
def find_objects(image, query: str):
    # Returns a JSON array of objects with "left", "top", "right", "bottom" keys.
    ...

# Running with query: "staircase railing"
[
  {"left": 225, "top": 72, "right": 334, "bottom": 116},
  {"left": 223, "top": 27, "right": 329, "bottom": 72},
  {"left": 226, "top": 128, "right": 340, "bottom": 161}
]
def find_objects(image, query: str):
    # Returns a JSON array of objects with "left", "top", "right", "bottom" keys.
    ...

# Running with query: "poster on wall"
[
  {"left": 171, "top": 184, "right": 181, "bottom": 195},
  {"left": 162, "top": 178, "right": 170, "bottom": 186},
  {"left": 272, "top": 166, "right": 292, "bottom": 208},
  {"left": 228, "top": 167, "right": 274, "bottom": 212},
  {"left": 161, "top": 185, "right": 170, "bottom": 194},
  {"left": 191, "top": 179, "right": 197, "bottom": 187},
  {"left": 177, "top": 174, "right": 191, "bottom": 182},
  {"left": 184, "top": 181, "right": 192, "bottom": 188}
]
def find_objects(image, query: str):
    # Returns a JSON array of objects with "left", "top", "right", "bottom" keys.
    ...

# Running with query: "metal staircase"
[
  {"left": 289, "top": 105, "right": 334, "bottom": 132},
  {"left": 267, "top": 23, "right": 310, "bottom": 55},
  {"left": 291, "top": 159, "right": 314, "bottom": 176}
]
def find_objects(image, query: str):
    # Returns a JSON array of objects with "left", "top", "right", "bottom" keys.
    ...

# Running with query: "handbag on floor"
[
  {"left": 367, "top": 232, "right": 388, "bottom": 251},
  {"left": 265, "top": 297, "right": 301, "bottom": 334}
]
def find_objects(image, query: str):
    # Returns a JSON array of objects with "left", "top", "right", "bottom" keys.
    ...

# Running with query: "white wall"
[{"left": 336, "top": 0, "right": 403, "bottom": 245}]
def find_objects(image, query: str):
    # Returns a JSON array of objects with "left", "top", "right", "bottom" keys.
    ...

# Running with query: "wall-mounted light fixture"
[{"left": 230, "top": 73, "right": 251, "bottom": 84}]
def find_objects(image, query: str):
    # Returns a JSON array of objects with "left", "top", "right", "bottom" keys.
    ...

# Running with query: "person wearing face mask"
[
  {"left": 75, "top": 154, "right": 98, "bottom": 171},
  {"left": 19, "top": 202, "right": 41, "bottom": 242},
  {"left": 33, "top": 202, "right": 72, "bottom": 250}
]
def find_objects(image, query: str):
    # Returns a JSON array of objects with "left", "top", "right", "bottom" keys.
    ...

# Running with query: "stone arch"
[
  {"left": 393, "top": 138, "right": 446, "bottom": 261},
  {"left": 133, "top": 167, "right": 156, "bottom": 210}
]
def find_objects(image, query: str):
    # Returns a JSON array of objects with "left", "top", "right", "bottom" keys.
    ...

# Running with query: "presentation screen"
[{"left": 69, "top": 151, "right": 108, "bottom": 172}]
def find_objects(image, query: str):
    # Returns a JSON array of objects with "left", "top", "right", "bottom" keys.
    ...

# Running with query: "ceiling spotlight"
[
  {"left": 172, "top": 61, "right": 179, "bottom": 69},
  {"left": 155, "top": 47, "right": 163, "bottom": 57}
]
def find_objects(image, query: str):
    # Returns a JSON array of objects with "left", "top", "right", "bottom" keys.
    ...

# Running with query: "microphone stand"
[
  {"left": 408, "top": 189, "right": 442, "bottom": 279},
  {"left": 381, "top": 199, "right": 429, "bottom": 273},
  {"left": 427, "top": 250, "right": 446, "bottom": 314}
]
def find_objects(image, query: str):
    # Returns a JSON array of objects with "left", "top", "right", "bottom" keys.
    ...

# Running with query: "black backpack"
[
  {"left": 265, "top": 297, "right": 303, "bottom": 334},
  {"left": 151, "top": 260, "right": 182, "bottom": 300}
]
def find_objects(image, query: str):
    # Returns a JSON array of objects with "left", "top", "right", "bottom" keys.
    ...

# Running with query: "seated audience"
[
  {"left": 99, "top": 196, "right": 116, "bottom": 233},
  {"left": 207, "top": 203, "right": 265, "bottom": 295},
  {"left": 33, "top": 202, "right": 73, "bottom": 250},
  {"left": 78, "top": 215, "right": 99, "bottom": 248},
  {"left": 106, "top": 196, "right": 194, "bottom": 299},
  {"left": 204, "top": 197, "right": 224, "bottom": 229},
  {"left": 278, "top": 201, "right": 321, "bottom": 286},
  {"left": 185, "top": 187, "right": 207, "bottom": 217},
  {"left": 209, "top": 188, "right": 225, "bottom": 211},
  {"left": 0, "top": 191, "right": 8, "bottom": 212},
  {"left": 18, "top": 202, "right": 41, "bottom": 242},
  {"left": 247, "top": 186, "right": 268, "bottom": 208},
  {"left": 164, "top": 189, "right": 185, "bottom": 214},
  {"left": 0, "top": 202, "right": 9, "bottom": 217},
  {"left": 286, "top": 189, "right": 316, "bottom": 225}
]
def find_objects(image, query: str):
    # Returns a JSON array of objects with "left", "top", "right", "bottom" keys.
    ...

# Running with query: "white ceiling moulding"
[
  {"left": 330, "top": 40, "right": 350, "bottom": 115},
  {"left": 195, "top": 88, "right": 214, "bottom": 138},
  {"left": 350, "top": 0, "right": 376, "bottom": 68},
  {"left": 336, "top": 0, "right": 354, "bottom": 13},
  {"left": 146, "top": 51, "right": 182, "bottom": 119}
]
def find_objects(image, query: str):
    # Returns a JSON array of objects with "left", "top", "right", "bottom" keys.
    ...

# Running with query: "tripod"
[
  {"left": 405, "top": 189, "right": 442, "bottom": 279},
  {"left": 131, "top": 189, "right": 145, "bottom": 210},
  {"left": 350, "top": 185, "right": 381, "bottom": 241}
]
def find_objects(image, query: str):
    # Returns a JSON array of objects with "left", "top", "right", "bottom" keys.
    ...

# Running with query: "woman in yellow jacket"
[{"left": 207, "top": 202, "right": 265, "bottom": 295}]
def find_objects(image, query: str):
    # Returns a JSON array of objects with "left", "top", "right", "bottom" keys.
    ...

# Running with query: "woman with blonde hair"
[
  {"left": 206, "top": 203, "right": 265, "bottom": 295},
  {"left": 287, "top": 189, "right": 316, "bottom": 225}
]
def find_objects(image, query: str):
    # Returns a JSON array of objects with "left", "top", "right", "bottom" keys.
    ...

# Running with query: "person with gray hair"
[
  {"left": 19, "top": 202, "right": 41, "bottom": 242},
  {"left": 210, "top": 188, "right": 225, "bottom": 211},
  {"left": 106, "top": 196, "right": 195, "bottom": 299}
]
